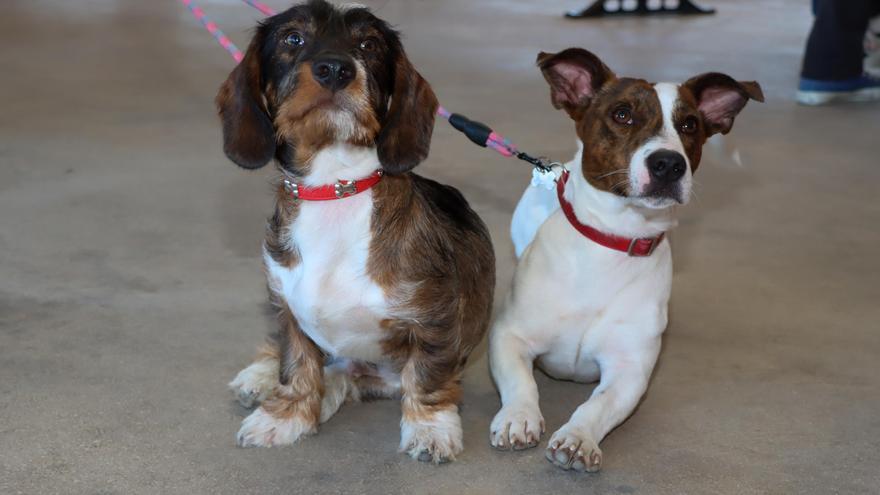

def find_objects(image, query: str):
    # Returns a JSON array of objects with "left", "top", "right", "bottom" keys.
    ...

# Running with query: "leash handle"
[
  {"left": 438, "top": 107, "right": 517, "bottom": 158},
  {"left": 438, "top": 108, "right": 556, "bottom": 170}
]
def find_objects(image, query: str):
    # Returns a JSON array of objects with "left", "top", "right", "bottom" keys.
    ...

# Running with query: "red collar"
[
  {"left": 282, "top": 170, "right": 383, "bottom": 201},
  {"left": 556, "top": 170, "right": 665, "bottom": 257}
]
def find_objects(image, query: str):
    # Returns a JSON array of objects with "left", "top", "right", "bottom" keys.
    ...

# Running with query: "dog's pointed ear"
[
  {"left": 376, "top": 48, "right": 438, "bottom": 175},
  {"left": 683, "top": 73, "right": 764, "bottom": 136},
  {"left": 537, "top": 48, "right": 615, "bottom": 120},
  {"left": 215, "top": 36, "right": 276, "bottom": 169}
]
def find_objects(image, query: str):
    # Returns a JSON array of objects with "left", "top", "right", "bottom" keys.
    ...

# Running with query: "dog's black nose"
[
  {"left": 646, "top": 150, "right": 687, "bottom": 183},
  {"left": 312, "top": 56, "right": 355, "bottom": 91}
]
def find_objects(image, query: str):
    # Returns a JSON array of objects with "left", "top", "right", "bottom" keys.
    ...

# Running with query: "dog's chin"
[
  {"left": 294, "top": 105, "right": 376, "bottom": 144},
  {"left": 294, "top": 97, "right": 351, "bottom": 121},
  {"left": 629, "top": 181, "right": 691, "bottom": 209},
  {"left": 631, "top": 191, "right": 687, "bottom": 209}
]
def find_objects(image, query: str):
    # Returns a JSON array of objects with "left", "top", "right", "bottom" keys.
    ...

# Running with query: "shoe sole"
[{"left": 796, "top": 87, "right": 880, "bottom": 106}]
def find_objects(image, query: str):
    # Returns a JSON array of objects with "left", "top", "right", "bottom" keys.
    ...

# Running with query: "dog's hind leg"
[
  {"left": 319, "top": 359, "right": 356, "bottom": 423},
  {"left": 489, "top": 324, "right": 544, "bottom": 451},
  {"left": 545, "top": 346, "right": 659, "bottom": 472},
  {"left": 319, "top": 360, "right": 401, "bottom": 424}
]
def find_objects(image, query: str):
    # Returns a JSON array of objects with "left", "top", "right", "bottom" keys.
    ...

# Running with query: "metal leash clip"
[{"left": 514, "top": 151, "right": 563, "bottom": 174}]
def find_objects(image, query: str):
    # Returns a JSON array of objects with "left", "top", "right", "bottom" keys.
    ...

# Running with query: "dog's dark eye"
[
  {"left": 284, "top": 32, "right": 305, "bottom": 47},
  {"left": 359, "top": 37, "right": 379, "bottom": 52},
  {"left": 612, "top": 106, "right": 634, "bottom": 126},
  {"left": 680, "top": 116, "right": 699, "bottom": 134}
]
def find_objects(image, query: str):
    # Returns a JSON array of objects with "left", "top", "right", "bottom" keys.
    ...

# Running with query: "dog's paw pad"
[
  {"left": 416, "top": 449, "right": 450, "bottom": 464},
  {"left": 489, "top": 405, "right": 544, "bottom": 451},
  {"left": 545, "top": 427, "right": 602, "bottom": 472}
]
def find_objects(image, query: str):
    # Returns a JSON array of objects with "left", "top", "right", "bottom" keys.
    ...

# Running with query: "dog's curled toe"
[
  {"left": 489, "top": 405, "right": 544, "bottom": 451},
  {"left": 236, "top": 406, "right": 317, "bottom": 448},
  {"left": 545, "top": 426, "right": 602, "bottom": 472}
]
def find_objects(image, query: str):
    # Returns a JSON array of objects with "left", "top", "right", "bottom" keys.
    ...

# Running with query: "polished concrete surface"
[{"left": 2, "top": 1, "right": 878, "bottom": 493}]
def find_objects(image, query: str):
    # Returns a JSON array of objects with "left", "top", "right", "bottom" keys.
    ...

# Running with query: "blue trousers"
[{"left": 802, "top": 0, "right": 880, "bottom": 80}]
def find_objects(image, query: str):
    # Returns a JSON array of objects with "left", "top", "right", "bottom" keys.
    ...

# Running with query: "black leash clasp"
[
  {"left": 514, "top": 151, "right": 555, "bottom": 173},
  {"left": 443, "top": 110, "right": 560, "bottom": 174},
  {"left": 447, "top": 113, "right": 493, "bottom": 148}
]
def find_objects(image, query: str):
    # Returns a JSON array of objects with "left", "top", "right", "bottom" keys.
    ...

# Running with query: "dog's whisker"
[
  {"left": 593, "top": 169, "right": 629, "bottom": 181},
  {"left": 609, "top": 179, "right": 629, "bottom": 194}
]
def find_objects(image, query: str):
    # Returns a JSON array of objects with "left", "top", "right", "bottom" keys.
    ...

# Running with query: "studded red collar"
[{"left": 282, "top": 170, "right": 383, "bottom": 201}]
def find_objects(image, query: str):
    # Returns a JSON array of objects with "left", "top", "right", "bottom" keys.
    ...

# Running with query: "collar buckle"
[
  {"left": 627, "top": 236, "right": 661, "bottom": 257},
  {"left": 282, "top": 179, "right": 300, "bottom": 201},
  {"left": 334, "top": 180, "right": 358, "bottom": 198}
]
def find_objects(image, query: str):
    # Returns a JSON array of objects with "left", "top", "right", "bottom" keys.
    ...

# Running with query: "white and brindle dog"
[
  {"left": 219, "top": 0, "right": 494, "bottom": 463},
  {"left": 489, "top": 48, "right": 763, "bottom": 472}
]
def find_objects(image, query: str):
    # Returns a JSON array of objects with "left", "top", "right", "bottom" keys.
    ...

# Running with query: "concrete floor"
[{"left": 2, "top": 0, "right": 878, "bottom": 493}]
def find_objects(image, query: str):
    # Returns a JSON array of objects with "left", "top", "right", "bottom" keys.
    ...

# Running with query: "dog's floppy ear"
[
  {"left": 683, "top": 73, "right": 764, "bottom": 136},
  {"left": 215, "top": 36, "right": 276, "bottom": 169},
  {"left": 537, "top": 48, "right": 615, "bottom": 120},
  {"left": 376, "top": 48, "right": 439, "bottom": 175}
]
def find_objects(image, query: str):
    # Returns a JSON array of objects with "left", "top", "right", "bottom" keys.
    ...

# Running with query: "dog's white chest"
[
  {"left": 510, "top": 211, "right": 673, "bottom": 381},
  {"left": 264, "top": 192, "right": 388, "bottom": 361}
]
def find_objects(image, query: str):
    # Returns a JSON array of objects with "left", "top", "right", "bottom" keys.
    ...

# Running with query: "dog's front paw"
[
  {"left": 236, "top": 406, "right": 316, "bottom": 447},
  {"left": 490, "top": 404, "right": 544, "bottom": 450},
  {"left": 400, "top": 408, "right": 463, "bottom": 464},
  {"left": 228, "top": 360, "right": 279, "bottom": 408},
  {"left": 545, "top": 425, "right": 602, "bottom": 472}
]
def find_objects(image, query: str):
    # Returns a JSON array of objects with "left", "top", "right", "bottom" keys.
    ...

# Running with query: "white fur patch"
[
  {"left": 237, "top": 405, "right": 317, "bottom": 447},
  {"left": 267, "top": 144, "right": 390, "bottom": 362},
  {"left": 228, "top": 359, "right": 279, "bottom": 408},
  {"left": 489, "top": 403, "right": 544, "bottom": 450},
  {"left": 338, "top": 2, "right": 368, "bottom": 11},
  {"left": 399, "top": 408, "right": 463, "bottom": 463},
  {"left": 628, "top": 83, "right": 692, "bottom": 206},
  {"left": 319, "top": 360, "right": 359, "bottom": 423}
]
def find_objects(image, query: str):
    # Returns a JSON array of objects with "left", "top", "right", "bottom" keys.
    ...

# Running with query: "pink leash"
[
  {"left": 180, "top": 0, "right": 539, "bottom": 164},
  {"left": 179, "top": 0, "right": 244, "bottom": 63}
]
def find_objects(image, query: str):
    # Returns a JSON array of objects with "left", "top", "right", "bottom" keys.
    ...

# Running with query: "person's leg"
[
  {"left": 865, "top": 14, "right": 880, "bottom": 77},
  {"left": 802, "top": 0, "right": 875, "bottom": 80},
  {"left": 797, "top": 0, "right": 880, "bottom": 105}
]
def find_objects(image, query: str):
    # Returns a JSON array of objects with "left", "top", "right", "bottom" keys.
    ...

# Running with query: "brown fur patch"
[
  {"left": 275, "top": 63, "right": 382, "bottom": 166},
  {"left": 215, "top": 39, "right": 276, "bottom": 170},
  {"left": 368, "top": 173, "right": 495, "bottom": 403},
  {"left": 576, "top": 78, "right": 664, "bottom": 196},
  {"left": 674, "top": 86, "right": 706, "bottom": 172},
  {"left": 260, "top": 297, "right": 324, "bottom": 426},
  {"left": 400, "top": 360, "right": 461, "bottom": 423},
  {"left": 353, "top": 374, "right": 401, "bottom": 400},
  {"left": 264, "top": 183, "right": 301, "bottom": 269},
  {"left": 341, "top": 64, "right": 382, "bottom": 144},
  {"left": 253, "top": 339, "right": 281, "bottom": 363},
  {"left": 375, "top": 56, "right": 438, "bottom": 175},
  {"left": 275, "top": 63, "right": 336, "bottom": 166}
]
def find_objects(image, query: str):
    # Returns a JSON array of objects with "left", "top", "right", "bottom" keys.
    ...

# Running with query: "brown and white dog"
[
  {"left": 489, "top": 48, "right": 763, "bottom": 471},
  {"left": 218, "top": 0, "right": 494, "bottom": 463}
]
